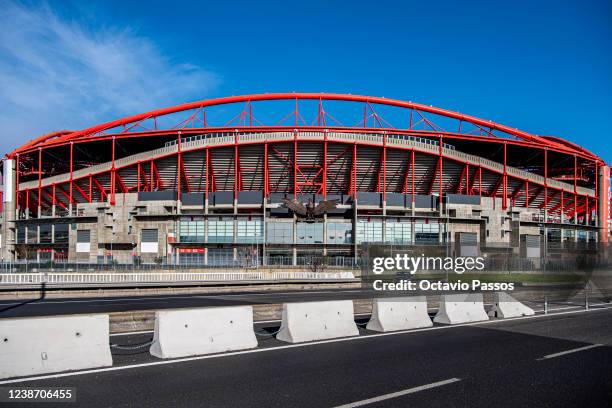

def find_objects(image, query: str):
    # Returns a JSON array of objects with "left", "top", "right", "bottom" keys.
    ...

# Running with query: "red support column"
[
  {"left": 525, "top": 181, "right": 529, "bottom": 208},
  {"left": 594, "top": 161, "right": 598, "bottom": 228},
  {"left": 382, "top": 134, "right": 387, "bottom": 201},
  {"left": 543, "top": 148, "right": 548, "bottom": 218},
  {"left": 479, "top": 166, "right": 482, "bottom": 199},
  {"left": 234, "top": 132, "right": 240, "bottom": 200},
  {"left": 560, "top": 190, "right": 564, "bottom": 222},
  {"left": 69, "top": 142, "right": 74, "bottom": 210},
  {"left": 89, "top": 175, "right": 92, "bottom": 202},
  {"left": 15, "top": 154, "right": 20, "bottom": 214},
  {"left": 322, "top": 134, "right": 327, "bottom": 198},
  {"left": 438, "top": 135, "right": 443, "bottom": 206},
  {"left": 177, "top": 132, "right": 182, "bottom": 198},
  {"left": 137, "top": 162, "right": 141, "bottom": 193},
  {"left": 263, "top": 144, "right": 269, "bottom": 197},
  {"left": 502, "top": 142, "right": 507, "bottom": 210},
  {"left": 205, "top": 148, "right": 209, "bottom": 201},
  {"left": 411, "top": 149, "right": 415, "bottom": 207},
  {"left": 293, "top": 131, "right": 298, "bottom": 198},
  {"left": 150, "top": 160, "right": 154, "bottom": 191},
  {"left": 38, "top": 148, "right": 42, "bottom": 216},
  {"left": 110, "top": 137, "right": 116, "bottom": 205},
  {"left": 573, "top": 155, "right": 577, "bottom": 223},
  {"left": 352, "top": 143, "right": 357, "bottom": 198},
  {"left": 466, "top": 164, "right": 470, "bottom": 195}
]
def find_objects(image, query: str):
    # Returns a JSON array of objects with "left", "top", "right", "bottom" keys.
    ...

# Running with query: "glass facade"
[
  {"left": 17, "top": 225, "right": 26, "bottom": 244},
  {"left": 266, "top": 222, "right": 293, "bottom": 244},
  {"left": 208, "top": 218, "right": 234, "bottom": 243},
  {"left": 179, "top": 219, "right": 205, "bottom": 243},
  {"left": 27, "top": 226, "right": 37, "bottom": 244},
  {"left": 236, "top": 219, "right": 263, "bottom": 243},
  {"left": 54, "top": 224, "right": 69, "bottom": 244},
  {"left": 296, "top": 222, "right": 324, "bottom": 244},
  {"left": 385, "top": 221, "right": 412, "bottom": 244},
  {"left": 356, "top": 220, "right": 383, "bottom": 243},
  {"left": 327, "top": 222, "right": 352, "bottom": 244},
  {"left": 414, "top": 222, "right": 440, "bottom": 244}
]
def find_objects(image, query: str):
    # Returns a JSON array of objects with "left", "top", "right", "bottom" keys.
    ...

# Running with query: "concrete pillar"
[
  {"left": 353, "top": 198, "right": 358, "bottom": 265},
  {"left": 262, "top": 198, "right": 267, "bottom": 266},
  {"left": 598, "top": 165, "right": 609, "bottom": 242},
  {"left": 2, "top": 159, "right": 16, "bottom": 261},
  {"left": 322, "top": 213, "right": 327, "bottom": 256}
]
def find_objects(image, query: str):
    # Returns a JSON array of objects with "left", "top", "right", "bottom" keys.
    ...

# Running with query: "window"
[
  {"left": 356, "top": 220, "right": 383, "bottom": 244},
  {"left": 141, "top": 228, "right": 159, "bottom": 253},
  {"left": 296, "top": 222, "right": 324, "bottom": 244},
  {"left": 236, "top": 219, "right": 263, "bottom": 243},
  {"left": 266, "top": 222, "right": 293, "bottom": 244},
  {"left": 39, "top": 224, "right": 52, "bottom": 244},
  {"left": 17, "top": 225, "right": 26, "bottom": 244},
  {"left": 327, "top": 223, "right": 352, "bottom": 244},
  {"left": 76, "top": 229, "right": 91, "bottom": 253},
  {"left": 547, "top": 229, "right": 561, "bottom": 243},
  {"left": 27, "top": 226, "right": 37, "bottom": 244},
  {"left": 77, "top": 230, "right": 91, "bottom": 243},
  {"left": 385, "top": 221, "right": 412, "bottom": 244},
  {"left": 179, "top": 219, "right": 205, "bottom": 243},
  {"left": 141, "top": 229, "right": 158, "bottom": 243},
  {"left": 414, "top": 222, "right": 439, "bottom": 244},
  {"left": 208, "top": 218, "right": 234, "bottom": 243},
  {"left": 54, "top": 224, "right": 69, "bottom": 244}
]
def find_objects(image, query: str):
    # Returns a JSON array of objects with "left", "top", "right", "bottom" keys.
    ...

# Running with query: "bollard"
[
  {"left": 544, "top": 296, "right": 548, "bottom": 315},
  {"left": 585, "top": 288, "right": 589, "bottom": 311}
]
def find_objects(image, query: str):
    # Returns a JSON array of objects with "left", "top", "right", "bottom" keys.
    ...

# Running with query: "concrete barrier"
[
  {"left": 488, "top": 292, "right": 535, "bottom": 318},
  {"left": 366, "top": 296, "right": 433, "bottom": 332},
  {"left": 149, "top": 306, "right": 257, "bottom": 359},
  {"left": 276, "top": 300, "right": 359, "bottom": 343},
  {"left": 434, "top": 293, "right": 489, "bottom": 324},
  {"left": 0, "top": 314, "right": 112, "bottom": 379}
]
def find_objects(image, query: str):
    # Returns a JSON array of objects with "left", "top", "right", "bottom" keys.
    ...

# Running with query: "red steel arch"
[{"left": 8, "top": 93, "right": 604, "bottom": 163}]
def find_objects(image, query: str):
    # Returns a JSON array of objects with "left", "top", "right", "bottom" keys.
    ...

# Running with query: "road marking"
[
  {"left": 1, "top": 304, "right": 610, "bottom": 384},
  {"left": 332, "top": 378, "right": 461, "bottom": 407},
  {"left": 538, "top": 344, "right": 604, "bottom": 361}
]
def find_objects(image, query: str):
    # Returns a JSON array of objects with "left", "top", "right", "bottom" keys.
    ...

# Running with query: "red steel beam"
[{"left": 13, "top": 93, "right": 598, "bottom": 161}]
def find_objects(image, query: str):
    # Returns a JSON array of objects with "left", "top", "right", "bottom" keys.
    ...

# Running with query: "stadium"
[{"left": 0, "top": 93, "right": 608, "bottom": 266}]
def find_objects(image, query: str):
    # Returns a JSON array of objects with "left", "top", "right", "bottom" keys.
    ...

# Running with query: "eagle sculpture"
[{"left": 282, "top": 198, "right": 339, "bottom": 220}]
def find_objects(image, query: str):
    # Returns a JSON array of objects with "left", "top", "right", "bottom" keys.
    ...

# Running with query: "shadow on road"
[{"left": 0, "top": 282, "right": 46, "bottom": 314}]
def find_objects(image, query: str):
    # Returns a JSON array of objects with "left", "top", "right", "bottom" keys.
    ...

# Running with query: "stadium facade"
[{"left": 0, "top": 93, "right": 609, "bottom": 266}]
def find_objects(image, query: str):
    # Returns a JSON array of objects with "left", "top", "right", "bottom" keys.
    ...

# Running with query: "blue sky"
[{"left": 1, "top": 0, "right": 611, "bottom": 161}]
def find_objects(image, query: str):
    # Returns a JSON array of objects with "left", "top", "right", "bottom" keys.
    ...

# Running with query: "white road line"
[
  {"left": 538, "top": 344, "right": 604, "bottom": 361},
  {"left": 332, "top": 378, "right": 461, "bottom": 408},
  {"left": 1, "top": 304, "right": 611, "bottom": 385}
]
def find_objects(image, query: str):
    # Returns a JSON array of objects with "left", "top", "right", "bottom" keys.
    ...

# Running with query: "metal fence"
[{"left": 0, "top": 270, "right": 356, "bottom": 286}]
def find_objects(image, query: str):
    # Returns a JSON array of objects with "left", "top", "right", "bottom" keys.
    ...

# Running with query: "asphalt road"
[
  {"left": 0, "top": 286, "right": 596, "bottom": 318},
  {"left": 0, "top": 288, "right": 371, "bottom": 317},
  {"left": 2, "top": 307, "right": 611, "bottom": 407}
]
